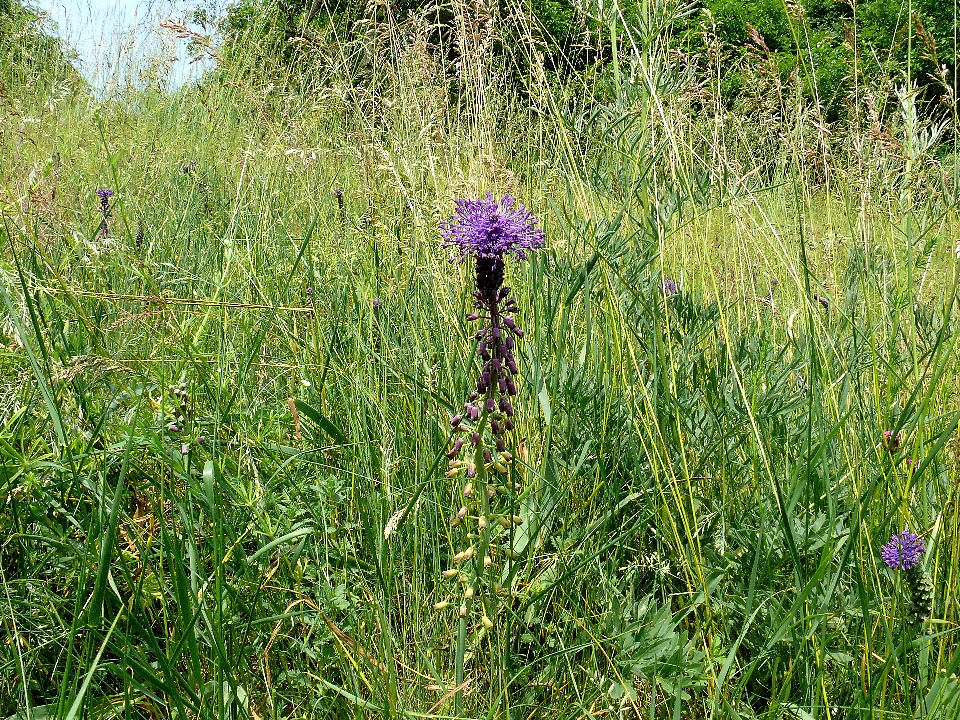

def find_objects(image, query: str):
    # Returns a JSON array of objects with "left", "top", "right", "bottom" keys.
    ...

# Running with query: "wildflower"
[
  {"left": 883, "top": 429, "right": 902, "bottom": 453},
  {"left": 881, "top": 529, "right": 933, "bottom": 629},
  {"left": 373, "top": 298, "right": 381, "bottom": 309},
  {"left": 881, "top": 530, "right": 923, "bottom": 570},
  {"left": 662, "top": 278, "right": 678, "bottom": 295},
  {"left": 135, "top": 219, "right": 144, "bottom": 252},
  {"left": 96, "top": 189, "right": 114, "bottom": 238},
  {"left": 441, "top": 193, "right": 544, "bottom": 299},
  {"left": 440, "top": 194, "right": 542, "bottom": 708}
]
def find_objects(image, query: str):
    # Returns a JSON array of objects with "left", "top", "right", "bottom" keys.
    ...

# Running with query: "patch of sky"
[{"left": 31, "top": 0, "right": 223, "bottom": 93}]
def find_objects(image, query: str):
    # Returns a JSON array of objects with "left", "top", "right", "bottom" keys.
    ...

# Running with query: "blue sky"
[{"left": 32, "top": 0, "right": 217, "bottom": 91}]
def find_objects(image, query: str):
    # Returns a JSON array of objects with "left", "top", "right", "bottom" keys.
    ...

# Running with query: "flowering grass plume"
[
  {"left": 881, "top": 530, "right": 933, "bottom": 629},
  {"left": 96, "top": 188, "right": 114, "bottom": 238},
  {"left": 438, "top": 193, "right": 543, "bottom": 707}
]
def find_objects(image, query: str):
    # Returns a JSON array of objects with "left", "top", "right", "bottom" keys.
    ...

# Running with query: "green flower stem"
[{"left": 455, "top": 610, "right": 468, "bottom": 716}]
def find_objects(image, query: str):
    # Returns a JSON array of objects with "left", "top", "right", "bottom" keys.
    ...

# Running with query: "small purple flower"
[
  {"left": 881, "top": 530, "right": 924, "bottom": 570},
  {"left": 905, "top": 458, "right": 920, "bottom": 471},
  {"left": 662, "top": 278, "right": 678, "bottom": 295},
  {"left": 306, "top": 287, "right": 313, "bottom": 296},
  {"left": 883, "top": 430, "right": 902, "bottom": 453},
  {"left": 373, "top": 298, "right": 381, "bottom": 309}
]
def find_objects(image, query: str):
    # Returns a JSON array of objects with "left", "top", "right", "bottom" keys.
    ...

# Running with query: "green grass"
[{"left": 2, "top": 4, "right": 960, "bottom": 718}]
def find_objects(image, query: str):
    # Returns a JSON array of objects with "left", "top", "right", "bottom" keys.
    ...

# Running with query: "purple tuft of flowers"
[
  {"left": 442, "top": 193, "right": 544, "bottom": 265},
  {"left": 662, "top": 278, "right": 679, "bottom": 296},
  {"left": 881, "top": 530, "right": 924, "bottom": 570}
]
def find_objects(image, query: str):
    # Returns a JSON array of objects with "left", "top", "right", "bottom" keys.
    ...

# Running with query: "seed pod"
[
  {"left": 512, "top": 515, "right": 523, "bottom": 526},
  {"left": 502, "top": 548, "right": 519, "bottom": 559},
  {"left": 442, "top": 569, "right": 459, "bottom": 579},
  {"left": 467, "top": 464, "right": 476, "bottom": 478},
  {"left": 493, "top": 461, "right": 508, "bottom": 473},
  {"left": 497, "top": 516, "right": 511, "bottom": 529},
  {"left": 459, "top": 604, "right": 467, "bottom": 617},
  {"left": 457, "top": 506, "right": 468, "bottom": 519},
  {"left": 464, "top": 586, "right": 475, "bottom": 600},
  {"left": 450, "top": 517, "right": 461, "bottom": 528},
  {"left": 482, "top": 615, "right": 494, "bottom": 629},
  {"left": 483, "top": 555, "right": 492, "bottom": 568},
  {"left": 445, "top": 468, "right": 459, "bottom": 478},
  {"left": 463, "top": 482, "right": 473, "bottom": 498},
  {"left": 487, "top": 484, "right": 497, "bottom": 498},
  {"left": 434, "top": 601, "right": 450, "bottom": 611}
]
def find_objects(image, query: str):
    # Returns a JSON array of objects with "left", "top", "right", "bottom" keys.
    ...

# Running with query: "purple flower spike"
[
  {"left": 442, "top": 194, "right": 542, "bottom": 488},
  {"left": 881, "top": 530, "right": 924, "bottom": 570},
  {"left": 662, "top": 278, "right": 679, "bottom": 296},
  {"left": 96, "top": 189, "right": 114, "bottom": 238}
]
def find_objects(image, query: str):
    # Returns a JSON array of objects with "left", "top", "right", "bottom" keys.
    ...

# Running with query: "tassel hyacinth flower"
[
  {"left": 96, "top": 188, "right": 114, "bottom": 239},
  {"left": 438, "top": 193, "right": 543, "bottom": 710},
  {"left": 881, "top": 530, "right": 933, "bottom": 629}
]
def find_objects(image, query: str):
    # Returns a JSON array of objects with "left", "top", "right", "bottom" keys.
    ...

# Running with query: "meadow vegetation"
[{"left": 1, "top": 0, "right": 960, "bottom": 717}]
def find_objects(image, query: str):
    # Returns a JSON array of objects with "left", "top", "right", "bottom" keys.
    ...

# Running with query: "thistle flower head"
[
  {"left": 441, "top": 193, "right": 544, "bottom": 264},
  {"left": 881, "top": 530, "right": 924, "bottom": 570}
]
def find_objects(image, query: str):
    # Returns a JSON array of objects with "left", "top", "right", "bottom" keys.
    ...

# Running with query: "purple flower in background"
[
  {"left": 883, "top": 429, "right": 902, "bottom": 453},
  {"left": 96, "top": 189, "right": 114, "bottom": 238},
  {"left": 373, "top": 298, "right": 381, "bottom": 309},
  {"left": 662, "top": 278, "right": 679, "bottom": 296},
  {"left": 881, "top": 530, "right": 924, "bottom": 570},
  {"left": 881, "top": 528, "right": 934, "bottom": 628},
  {"left": 442, "top": 194, "right": 544, "bottom": 262}
]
